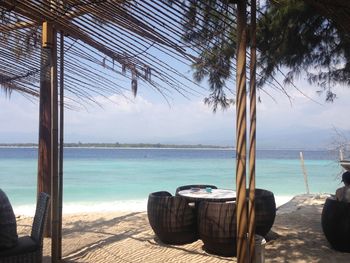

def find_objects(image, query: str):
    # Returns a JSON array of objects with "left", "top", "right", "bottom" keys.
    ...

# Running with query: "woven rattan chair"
[
  {"left": 147, "top": 191, "right": 198, "bottom": 244},
  {"left": 253, "top": 189, "right": 276, "bottom": 237},
  {"left": 322, "top": 197, "right": 350, "bottom": 252},
  {"left": 0, "top": 192, "right": 50, "bottom": 263},
  {"left": 175, "top": 184, "right": 218, "bottom": 196},
  {"left": 198, "top": 201, "right": 236, "bottom": 256}
]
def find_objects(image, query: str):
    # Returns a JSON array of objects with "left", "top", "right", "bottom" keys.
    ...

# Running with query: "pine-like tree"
[{"left": 173, "top": 0, "right": 350, "bottom": 110}]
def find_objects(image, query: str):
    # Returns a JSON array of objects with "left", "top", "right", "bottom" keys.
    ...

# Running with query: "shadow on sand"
[{"left": 39, "top": 198, "right": 350, "bottom": 263}]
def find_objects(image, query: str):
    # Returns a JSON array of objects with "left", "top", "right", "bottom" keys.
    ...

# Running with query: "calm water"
[{"left": 0, "top": 147, "right": 343, "bottom": 214}]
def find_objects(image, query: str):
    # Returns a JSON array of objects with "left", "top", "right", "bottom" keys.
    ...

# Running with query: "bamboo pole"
[
  {"left": 299, "top": 152, "right": 310, "bottom": 194},
  {"left": 248, "top": 0, "right": 257, "bottom": 261},
  {"left": 57, "top": 30, "right": 64, "bottom": 260},
  {"left": 236, "top": 0, "right": 248, "bottom": 262},
  {"left": 38, "top": 21, "right": 52, "bottom": 238},
  {"left": 340, "top": 149, "right": 344, "bottom": 161},
  {"left": 50, "top": 27, "right": 59, "bottom": 263}
]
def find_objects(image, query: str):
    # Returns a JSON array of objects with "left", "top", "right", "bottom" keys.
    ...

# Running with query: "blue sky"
[
  {"left": 2, "top": 3, "right": 349, "bottom": 150},
  {"left": 1, "top": 75, "right": 350, "bottom": 149}
]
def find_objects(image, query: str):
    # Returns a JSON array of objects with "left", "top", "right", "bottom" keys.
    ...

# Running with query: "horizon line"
[{"left": 0, "top": 142, "right": 331, "bottom": 151}]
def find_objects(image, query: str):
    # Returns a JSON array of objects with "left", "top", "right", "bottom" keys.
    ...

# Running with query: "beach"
[
  {"left": 4, "top": 147, "right": 348, "bottom": 261},
  {"left": 16, "top": 194, "right": 350, "bottom": 262},
  {"left": 2, "top": 1, "right": 350, "bottom": 262}
]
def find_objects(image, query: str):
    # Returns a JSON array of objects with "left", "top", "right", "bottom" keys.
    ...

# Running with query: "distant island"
[{"left": 0, "top": 143, "right": 231, "bottom": 149}]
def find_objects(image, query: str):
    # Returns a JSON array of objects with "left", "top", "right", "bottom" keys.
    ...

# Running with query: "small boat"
[{"left": 340, "top": 160, "right": 350, "bottom": 171}]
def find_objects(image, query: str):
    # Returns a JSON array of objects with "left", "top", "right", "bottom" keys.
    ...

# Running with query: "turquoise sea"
[{"left": 0, "top": 147, "right": 344, "bottom": 215}]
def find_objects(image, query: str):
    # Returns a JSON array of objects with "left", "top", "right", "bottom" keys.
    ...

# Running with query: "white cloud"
[
  {"left": 0, "top": 94, "right": 38, "bottom": 133},
  {"left": 63, "top": 92, "right": 235, "bottom": 143},
  {"left": 0, "top": 80, "right": 349, "bottom": 147},
  {"left": 257, "top": 82, "right": 350, "bottom": 131}
]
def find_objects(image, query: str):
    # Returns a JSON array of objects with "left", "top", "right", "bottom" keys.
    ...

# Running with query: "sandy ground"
[{"left": 16, "top": 194, "right": 350, "bottom": 262}]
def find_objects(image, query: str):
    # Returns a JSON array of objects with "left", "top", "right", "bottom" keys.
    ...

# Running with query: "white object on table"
[{"left": 178, "top": 189, "right": 236, "bottom": 200}]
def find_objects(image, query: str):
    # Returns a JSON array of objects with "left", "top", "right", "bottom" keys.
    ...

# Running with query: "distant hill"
[
  {"left": 0, "top": 142, "right": 230, "bottom": 149},
  {"left": 157, "top": 126, "right": 346, "bottom": 150},
  {"left": 1, "top": 127, "right": 348, "bottom": 150},
  {"left": 257, "top": 127, "right": 349, "bottom": 150}
]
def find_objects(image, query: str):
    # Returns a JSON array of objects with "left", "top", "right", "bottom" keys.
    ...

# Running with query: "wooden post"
[
  {"left": 38, "top": 21, "right": 53, "bottom": 237},
  {"left": 57, "top": 31, "right": 64, "bottom": 260},
  {"left": 236, "top": 0, "right": 248, "bottom": 262},
  {"left": 51, "top": 34, "right": 59, "bottom": 263},
  {"left": 340, "top": 149, "right": 344, "bottom": 161},
  {"left": 248, "top": 0, "right": 257, "bottom": 261},
  {"left": 299, "top": 152, "right": 310, "bottom": 194}
]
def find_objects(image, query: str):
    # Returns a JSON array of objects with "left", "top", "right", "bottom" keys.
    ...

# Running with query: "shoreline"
[{"left": 14, "top": 194, "right": 297, "bottom": 217}]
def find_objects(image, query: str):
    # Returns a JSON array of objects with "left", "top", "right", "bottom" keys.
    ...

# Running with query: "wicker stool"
[{"left": 147, "top": 191, "right": 198, "bottom": 245}]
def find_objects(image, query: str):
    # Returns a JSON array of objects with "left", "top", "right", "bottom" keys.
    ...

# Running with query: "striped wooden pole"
[
  {"left": 57, "top": 30, "right": 64, "bottom": 260},
  {"left": 248, "top": 0, "right": 257, "bottom": 261},
  {"left": 50, "top": 26, "right": 59, "bottom": 263},
  {"left": 236, "top": 0, "right": 248, "bottom": 262}
]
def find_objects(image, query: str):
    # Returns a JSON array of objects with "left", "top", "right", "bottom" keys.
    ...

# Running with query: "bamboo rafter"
[{"left": 0, "top": 0, "right": 290, "bottom": 106}]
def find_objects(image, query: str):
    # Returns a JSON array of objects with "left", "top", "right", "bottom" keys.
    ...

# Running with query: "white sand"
[{"left": 16, "top": 194, "right": 350, "bottom": 262}]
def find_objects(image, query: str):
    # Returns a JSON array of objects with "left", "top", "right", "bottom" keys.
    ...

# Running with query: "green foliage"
[
  {"left": 174, "top": 0, "right": 350, "bottom": 111},
  {"left": 258, "top": 0, "right": 350, "bottom": 102},
  {"left": 175, "top": 0, "right": 237, "bottom": 111}
]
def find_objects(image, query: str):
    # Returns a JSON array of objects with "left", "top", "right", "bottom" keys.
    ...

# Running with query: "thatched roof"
[
  {"left": 0, "top": 0, "right": 214, "bottom": 106},
  {"left": 3, "top": 0, "right": 343, "bottom": 106}
]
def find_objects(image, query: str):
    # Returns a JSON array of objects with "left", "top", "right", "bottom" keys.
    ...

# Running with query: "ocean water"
[{"left": 0, "top": 147, "right": 343, "bottom": 215}]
